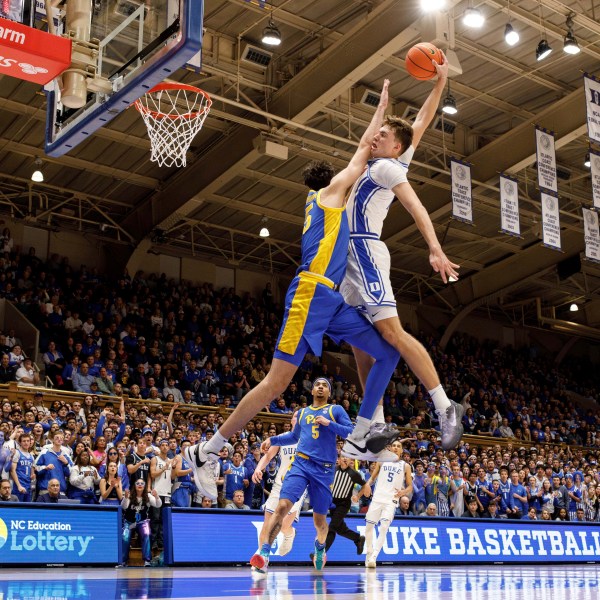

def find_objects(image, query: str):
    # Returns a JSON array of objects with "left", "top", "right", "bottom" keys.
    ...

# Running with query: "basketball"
[{"left": 405, "top": 42, "right": 443, "bottom": 81}]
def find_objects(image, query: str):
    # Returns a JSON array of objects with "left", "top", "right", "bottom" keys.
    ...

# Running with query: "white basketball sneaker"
[
  {"left": 183, "top": 441, "right": 219, "bottom": 500},
  {"left": 365, "top": 553, "right": 377, "bottom": 568},
  {"left": 278, "top": 529, "right": 296, "bottom": 556}
]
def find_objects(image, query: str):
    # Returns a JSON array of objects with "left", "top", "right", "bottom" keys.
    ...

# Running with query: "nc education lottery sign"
[
  {"left": 167, "top": 509, "right": 600, "bottom": 565},
  {"left": 0, "top": 504, "right": 121, "bottom": 565}
]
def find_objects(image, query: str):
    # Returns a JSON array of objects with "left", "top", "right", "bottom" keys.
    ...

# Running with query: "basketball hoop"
[{"left": 134, "top": 82, "right": 212, "bottom": 168}]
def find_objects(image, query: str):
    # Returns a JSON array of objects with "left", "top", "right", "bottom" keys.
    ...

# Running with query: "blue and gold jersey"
[
  {"left": 271, "top": 403, "right": 353, "bottom": 465},
  {"left": 297, "top": 190, "right": 350, "bottom": 286}
]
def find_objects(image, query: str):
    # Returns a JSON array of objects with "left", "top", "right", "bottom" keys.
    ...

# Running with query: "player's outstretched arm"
[
  {"left": 411, "top": 52, "right": 448, "bottom": 148},
  {"left": 392, "top": 181, "right": 460, "bottom": 283},
  {"left": 320, "top": 79, "right": 389, "bottom": 207}
]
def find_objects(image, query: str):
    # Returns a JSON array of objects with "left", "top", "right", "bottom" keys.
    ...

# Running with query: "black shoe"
[{"left": 356, "top": 535, "right": 365, "bottom": 555}]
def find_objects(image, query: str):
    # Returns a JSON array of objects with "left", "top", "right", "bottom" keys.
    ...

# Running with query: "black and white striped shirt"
[{"left": 331, "top": 466, "right": 365, "bottom": 501}]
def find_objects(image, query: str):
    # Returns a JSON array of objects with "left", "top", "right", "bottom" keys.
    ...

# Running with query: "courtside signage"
[
  {"left": 0, "top": 17, "right": 71, "bottom": 84},
  {"left": 167, "top": 509, "right": 600, "bottom": 564},
  {"left": 0, "top": 505, "right": 121, "bottom": 565}
]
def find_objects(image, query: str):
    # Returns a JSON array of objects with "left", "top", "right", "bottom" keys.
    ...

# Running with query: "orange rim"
[{"left": 134, "top": 83, "right": 212, "bottom": 120}]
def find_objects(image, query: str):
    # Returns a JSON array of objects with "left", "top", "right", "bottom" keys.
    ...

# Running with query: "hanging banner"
[
  {"left": 499, "top": 174, "right": 521, "bottom": 236},
  {"left": 541, "top": 192, "right": 561, "bottom": 251},
  {"left": 451, "top": 159, "right": 473, "bottom": 224},
  {"left": 583, "top": 207, "right": 600, "bottom": 263},
  {"left": 584, "top": 74, "right": 600, "bottom": 145},
  {"left": 590, "top": 149, "right": 600, "bottom": 211},
  {"left": 535, "top": 126, "right": 557, "bottom": 193}
]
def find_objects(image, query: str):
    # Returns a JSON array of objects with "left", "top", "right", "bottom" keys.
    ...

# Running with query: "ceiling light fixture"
[
  {"left": 31, "top": 157, "right": 44, "bottom": 183},
  {"left": 504, "top": 23, "right": 519, "bottom": 46},
  {"left": 442, "top": 81, "right": 458, "bottom": 115},
  {"left": 536, "top": 1, "right": 552, "bottom": 61},
  {"left": 569, "top": 303, "right": 579, "bottom": 312},
  {"left": 585, "top": 153, "right": 591, "bottom": 168},
  {"left": 462, "top": 7, "right": 485, "bottom": 28},
  {"left": 563, "top": 14, "right": 580, "bottom": 55},
  {"left": 259, "top": 217, "right": 270, "bottom": 238},
  {"left": 261, "top": 20, "right": 281, "bottom": 46},
  {"left": 420, "top": 0, "right": 446, "bottom": 11},
  {"left": 504, "top": 1, "right": 519, "bottom": 46},
  {"left": 536, "top": 39, "right": 552, "bottom": 61}
]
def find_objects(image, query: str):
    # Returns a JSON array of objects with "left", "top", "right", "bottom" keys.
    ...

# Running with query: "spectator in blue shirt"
[
  {"left": 34, "top": 430, "right": 73, "bottom": 494},
  {"left": 225, "top": 451, "right": 248, "bottom": 501},
  {"left": 72, "top": 363, "right": 94, "bottom": 393},
  {"left": 509, "top": 471, "right": 528, "bottom": 518}
]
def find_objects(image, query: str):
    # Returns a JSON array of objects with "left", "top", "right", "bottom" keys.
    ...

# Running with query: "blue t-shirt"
[{"left": 225, "top": 463, "right": 248, "bottom": 500}]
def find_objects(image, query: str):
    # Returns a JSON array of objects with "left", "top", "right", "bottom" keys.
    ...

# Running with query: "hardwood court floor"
[{"left": 1, "top": 564, "right": 598, "bottom": 600}]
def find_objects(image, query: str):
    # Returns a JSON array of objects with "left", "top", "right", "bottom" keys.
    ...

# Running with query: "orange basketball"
[{"left": 405, "top": 42, "right": 443, "bottom": 81}]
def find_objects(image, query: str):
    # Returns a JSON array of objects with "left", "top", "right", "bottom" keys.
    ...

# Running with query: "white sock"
[
  {"left": 352, "top": 416, "right": 371, "bottom": 437},
  {"left": 372, "top": 404, "right": 385, "bottom": 424},
  {"left": 204, "top": 431, "right": 227, "bottom": 455},
  {"left": 429, "top": 384, "right": 451, "bottom": 411}
]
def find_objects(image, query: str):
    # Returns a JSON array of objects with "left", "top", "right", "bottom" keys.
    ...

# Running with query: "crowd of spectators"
[{"left": 0, "top": 245, "right": 599, "bottom": 562}]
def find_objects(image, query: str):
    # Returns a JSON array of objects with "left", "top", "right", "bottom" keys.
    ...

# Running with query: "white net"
[{"left": 134, "top": 84, "right": 212, "bottom": 168}]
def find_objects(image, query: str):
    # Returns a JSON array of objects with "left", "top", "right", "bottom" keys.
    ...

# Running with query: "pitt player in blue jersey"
[
  {"left": 252, "top": 377, "right": 353, "bottom": 571},
  {"left": 185, "top": 79, "right": 401, "bottom": 503}
]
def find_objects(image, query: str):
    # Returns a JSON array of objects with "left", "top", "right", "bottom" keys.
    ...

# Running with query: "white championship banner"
[
  {"left": 584, "top": 74, "right": 600, "bottom": 145},
  {"left": 590, "top": 149, "right": 600, "bottom": 211},
  {"left": 499, "top": 174, "right": 521, "bottom": 236},
  {"left": 541, "top": 192, "right": 561, "bottom": 251},
  {"left": 451, "top": 159, "right": 473, "bottom": 224},
  {"left": 535, "top": 126, "right": 557, "bottom": 193},
  {"left": 583, "top": 207, "right": 600, "bottom": 263}
]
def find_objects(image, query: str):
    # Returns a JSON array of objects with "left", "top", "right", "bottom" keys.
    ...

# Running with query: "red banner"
[{"left": 0, "top": 17, "right": 71, "bottom": 84}]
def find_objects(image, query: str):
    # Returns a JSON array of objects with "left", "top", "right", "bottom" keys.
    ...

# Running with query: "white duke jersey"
[
  {"left": 372, "top": 461, "right": 409, "bottom": 504},
  {"left": 346, "top": 146, "right": 414, "bottom": 239},
  {"left": 275, "top": 444, "right": 298, "bottom": 487}
]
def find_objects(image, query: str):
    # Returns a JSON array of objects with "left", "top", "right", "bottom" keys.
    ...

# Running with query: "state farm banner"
[
  {"left": 590, "top": 149, "right": 600, "bottom": 211},
  {"left": 541, "top": 192, "right": 561, "bottom": 251},
  {"left": 499, "top": 174, "right": 521, "bottom": 236},
  {"left": 451, "top": 159, "right": 473, "bottom": 224},
  {"left": 584, "top": 74, "right": 600, "bottom": 145},
  {"left": 536, "top": 126, "right": 557, "bottom": 193},
  {"left": 583, "top": 207, "right": 600, "bottom": 263},
  {"left": 0, "top": 17, "right": 71, "bottom": 84}
]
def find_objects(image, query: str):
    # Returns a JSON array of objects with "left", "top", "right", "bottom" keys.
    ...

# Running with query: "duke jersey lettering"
[
  {"left": 152, "top": 456, "right": 172, "bottom": 498},
  {"left": 346, "top": 146, "right": 414, "bottom": 239},
  {"left": 372, "top": 461, "right": 407, "bottom": 504},
  {"left": 13, "top": 449, "right": 33, "bottom": 489}
]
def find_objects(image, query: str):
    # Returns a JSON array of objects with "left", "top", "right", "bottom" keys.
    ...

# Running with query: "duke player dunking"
[
  {"left": 185, "top": 79, "right": 403, "bottom": 505},
  {"left": 252, "top": 378, "right": 352, "bottom": 571},
  {"left": 340, "top": 53, "right": 464, "bottom": 452}
]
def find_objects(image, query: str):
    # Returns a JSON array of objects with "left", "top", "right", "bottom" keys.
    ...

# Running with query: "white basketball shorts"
[
  {"left": 341, "top": 236, "right": 397, "bottom": 322},
  {"left": 264, "top": 481, "right": 306, "bottom": 521},
  {"left": 365, "top": 500, "right": 397, "bottom": 524}
]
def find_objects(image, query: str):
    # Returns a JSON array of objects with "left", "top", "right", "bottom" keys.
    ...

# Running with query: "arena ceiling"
[{"left": 1, "top": 0, "right": 600, "bottom": 335}]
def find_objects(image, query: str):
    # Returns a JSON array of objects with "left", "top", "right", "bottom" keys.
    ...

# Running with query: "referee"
[{"left": 325, "top": 456, "right": 370, "bottom": 554}]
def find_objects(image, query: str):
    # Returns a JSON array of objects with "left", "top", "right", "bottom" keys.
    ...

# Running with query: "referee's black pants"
[{"left": 325, "top": 498, "right": 360, "bottom": 552}]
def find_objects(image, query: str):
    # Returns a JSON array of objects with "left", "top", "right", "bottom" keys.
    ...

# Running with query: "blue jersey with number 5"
[{"left": 297, "top": 190, "right": 349, "bottom": 286}]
